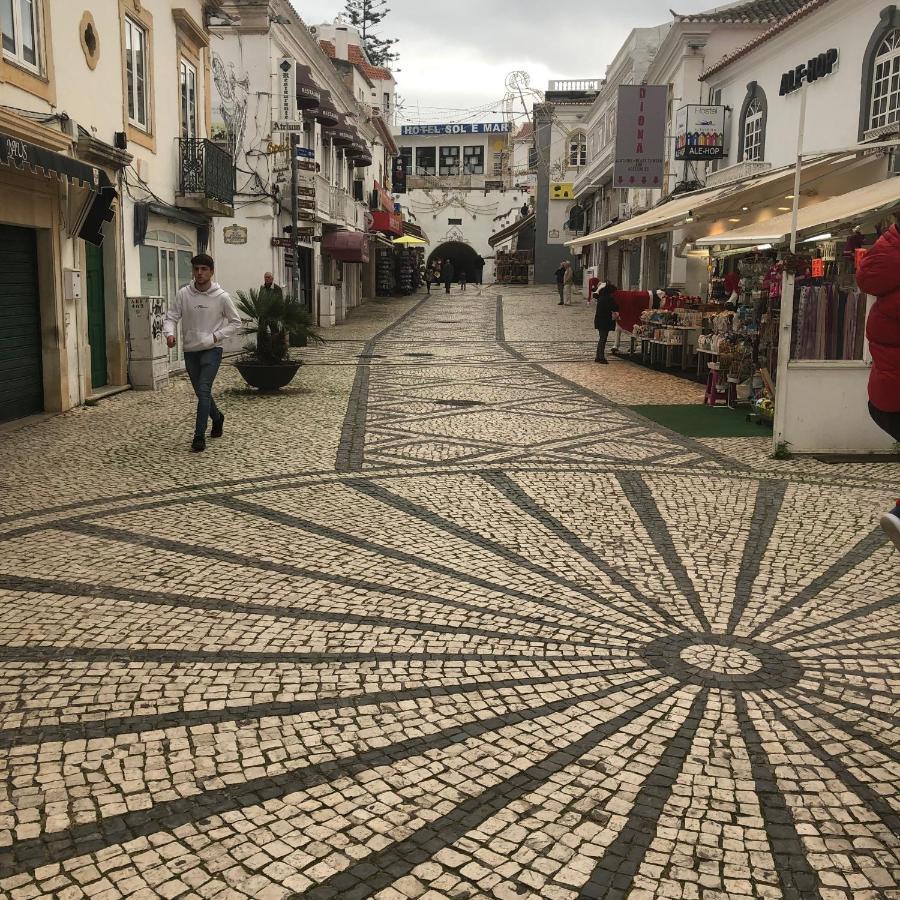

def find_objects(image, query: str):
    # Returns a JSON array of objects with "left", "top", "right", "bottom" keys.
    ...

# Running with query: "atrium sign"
[
  {"left": 779, "top": 48, "right": 839, "bottom": 95},
  {"left": 400, "top": 122, "right": 511, "bottom": 136}
]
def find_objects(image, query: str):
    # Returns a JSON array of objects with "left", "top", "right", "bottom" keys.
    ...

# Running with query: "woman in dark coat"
[{"left": 593, "top": 282, "right": 619, "bottom": 364}]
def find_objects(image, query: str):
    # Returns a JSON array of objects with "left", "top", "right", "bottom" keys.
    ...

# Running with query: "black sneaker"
[
  {"left": 191, "top": 436, "right": 206, "bottom": 453},
  {"left": 211, "top": 414, "right": 224, "bottom": 439}
]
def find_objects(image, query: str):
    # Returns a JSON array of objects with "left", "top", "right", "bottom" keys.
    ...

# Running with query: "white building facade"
[
  {"left": 393, "top": 122, "right": 532, "bottom": 277},
  {"left": 0, "top": 0, "right": 227, "bottom": 423}
]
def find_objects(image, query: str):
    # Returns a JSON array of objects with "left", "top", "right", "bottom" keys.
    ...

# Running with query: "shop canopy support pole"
[
  {"left": 774, "top": 87, "right": 807, "bottom": 452},
  {"left": 638, "top": 235, "right": 647, "bottom": 291}
]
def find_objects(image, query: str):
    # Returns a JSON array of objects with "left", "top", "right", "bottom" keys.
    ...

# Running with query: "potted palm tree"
[{"left": 233, "top": 289, "right": 323, "bottom": 391}]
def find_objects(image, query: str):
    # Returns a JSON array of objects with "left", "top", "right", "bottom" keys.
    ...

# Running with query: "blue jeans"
[{"left": 184, "top": 347, "right": 223, "bottom": 439}]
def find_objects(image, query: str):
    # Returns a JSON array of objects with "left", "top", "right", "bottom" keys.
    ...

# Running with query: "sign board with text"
[
  {"left": 278, "top": 58, "right": 297, "bottom": 122},
  {"left": 674, "top": 105, "right": 726, "bottom": 160},
  {"left": 400, "top": 122, "right": 511, "bottom": 136},
  {"left": 614, "top": 85, "right": 666, "bottom": 188}
]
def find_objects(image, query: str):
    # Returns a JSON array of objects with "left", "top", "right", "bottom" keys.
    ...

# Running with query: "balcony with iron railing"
[{"left": 176, "top": 138, "right": 235, "bottom": 216}]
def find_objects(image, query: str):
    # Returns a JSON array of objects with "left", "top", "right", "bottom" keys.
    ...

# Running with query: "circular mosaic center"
[
  {"left": 641, "top": 632, "right": 804, "bottom": 691},
  {"left": 679, "top": 643, "right": 763, "bottom": 675}
]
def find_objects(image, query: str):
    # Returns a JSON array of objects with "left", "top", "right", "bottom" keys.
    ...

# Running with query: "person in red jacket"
[{"left": 856, "top": 216, "right": 900, "bottom": 550}]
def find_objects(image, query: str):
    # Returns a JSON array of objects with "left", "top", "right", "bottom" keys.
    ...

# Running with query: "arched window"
[
  {"left": 860, "top": 6, "right": 900, "bottom": 139},
  {"left": 568, "top": 132, "right": 587, "bottom": 168},
  {"left": 737, "top": 82, "right": 767, "bottom": 163},
  {"left": 870, "top": 29, "right": 900, "bottom": 130},
  {"left": 743, "top": 99, "right": 764, "bottom": 161}
]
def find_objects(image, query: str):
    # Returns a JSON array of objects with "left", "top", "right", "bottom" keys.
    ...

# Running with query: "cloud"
[{"left": 290, "top": 0, "right": 724, "bottom": 119}]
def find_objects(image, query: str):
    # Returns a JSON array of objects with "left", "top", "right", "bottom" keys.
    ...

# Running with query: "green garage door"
[{"left": 0, "top": 225, "right": 43, "bottom": 422}]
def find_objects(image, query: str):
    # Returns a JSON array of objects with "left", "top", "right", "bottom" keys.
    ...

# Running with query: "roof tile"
[{"left": 674, "top": 0, "right": 809, "bottom": 23}]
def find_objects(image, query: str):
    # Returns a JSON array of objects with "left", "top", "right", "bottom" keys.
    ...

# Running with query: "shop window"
[
  {"left": 2, "top": 0, "right": 40, "bottom": 71},
  {"left": 125, "top": 16, "right": 149, "bottom": 130},
  {"left": 415, "top": 146, "right": 435, "bottom": 176},
  {"left": 180, "top": 58, "right": 197, "bottom": 139},
  {"left": 399, "top": 146, "right": 412, "bottom": 173},
  {"left": 462, "top": 145, "right": 484, "bottom": 175},
  {"left": 737, "top": 82, "right": 767, "bottom": 163},
  {"left": 439, "top": 145, "right": 460, "bottom": 176},
  {"left": 568, "top": 132, "right": 587, "bottom": 168}
]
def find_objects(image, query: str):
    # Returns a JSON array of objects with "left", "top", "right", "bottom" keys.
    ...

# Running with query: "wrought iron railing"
[{"left": 178, "top": 138, "right": 234, "bottom": 206}]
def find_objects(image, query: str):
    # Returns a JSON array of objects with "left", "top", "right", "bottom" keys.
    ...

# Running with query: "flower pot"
[{"left": 235, "top": 360, "right": 302, "bottom": 391}]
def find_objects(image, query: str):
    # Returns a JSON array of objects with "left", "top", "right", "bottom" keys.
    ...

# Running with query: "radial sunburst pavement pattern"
[{"left": 0, "top": 291, "right": 897, "bottom": 900}]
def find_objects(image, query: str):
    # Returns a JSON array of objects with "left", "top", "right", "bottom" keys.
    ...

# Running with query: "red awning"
[
  {"left": 370, "top": 210, "right": 402, "bottom": 236},
  {"left": 322, "top": 230, "right": 370, "bottom": 263}
]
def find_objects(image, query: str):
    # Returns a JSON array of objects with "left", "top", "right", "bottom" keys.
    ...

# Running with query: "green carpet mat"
[{"left": 629, "top": 404, "right": 772, "bottom": 438}]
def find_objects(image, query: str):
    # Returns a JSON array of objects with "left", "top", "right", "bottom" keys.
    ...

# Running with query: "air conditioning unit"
[{"left": 308, "top": 25, "right": 319, "bottom": 35}]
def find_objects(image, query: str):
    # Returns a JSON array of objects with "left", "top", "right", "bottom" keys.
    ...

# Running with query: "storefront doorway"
[
  {"left": 0, "top": 224, "right": 43, "bottom": 422},
  {"left": 139, "top": 231, "right": 195, "bottom": 367},
  {"left": 85, "top": 243, "right": 108, "bottom": 389}
]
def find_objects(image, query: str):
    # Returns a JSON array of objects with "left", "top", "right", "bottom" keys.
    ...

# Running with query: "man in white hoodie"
[{"left": 163, "top": 254, "right": 242, "bottom": 453}]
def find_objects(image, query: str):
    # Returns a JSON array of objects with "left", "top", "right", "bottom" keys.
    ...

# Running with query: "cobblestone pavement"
[{"left": 0, "top": 286, "right": 898, "bottom": 899}]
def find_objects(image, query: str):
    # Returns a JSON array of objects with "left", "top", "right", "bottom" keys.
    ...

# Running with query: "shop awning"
[
  {"left": 403, "top": 221, "right": 428, "bottom": 242},
  {"left": 324, "top": 114, "right": 354, "bottom": 146},
  {"left": 322, "top": 229, "right": 370, "bottom": 263},
  {"left": 370, "top": 210, "right": 403, "bottom": 236},
  {"left": 695, "top": 176, "right": 900, "bottom": 247},
  {"left": 566, "top": 155, "right": 859, "bottom": 248},
  {"left": 295, "top": 65, "right": 322, "bottom": 110},
  {"left": 0, "top": 130, "right": 106, "bottom": 190},
  {"left": 489, "top": 212, "right": 535, "bottom": 248},
  {"left": 313, "top": 90, "right": 340, "bottom": 127}
]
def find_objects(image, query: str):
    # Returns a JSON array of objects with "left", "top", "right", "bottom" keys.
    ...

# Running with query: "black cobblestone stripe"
[
  {"left": 0, "top": 675, "right": 665, "bottom": 876},
  {"left": 347, "top": 479, "right": 661, "bottom": 642},
  {"left": 0, "top": 667, "right": 649, "bottom": 751},
  {"left": 787, "top": 626, "right": 900, "bottom": 651},
  {"left": 748, "top": 526, "right": 886, "bottom": 639},
  {"left": 773, "top": 589, "right": 900, "bottom": 647},
  {"left": 788, "top": 682, "right": 900, "bottom": 728},
  {"left": 782, "top": 689, "right": 900, "bottom": 765},
  {"left": 770, "top": 700, "right": 900, "bottom": 836},
  {"left": 727, "top": 480, "right": 787, "bottom": 634},
  {"left": 615, "top": 473, "right": 712, "bottom": 633},
  {"left": 577, "top": 689, "right": 707, "bottom": 899},
  {"left": 734, "top": 693, "right": 823, "bottom": 900},
  {"left": 296, "top": 682, "right": 677, "bottom": 899},
  {"left": 480, "top": 471, "right": 687, "bottom": 632},
  {"left": 210, "top": 494, "right": 610, "bottom": 641},
  {"left": 43, "top": 528, "right": 608, "bottom": 650}
]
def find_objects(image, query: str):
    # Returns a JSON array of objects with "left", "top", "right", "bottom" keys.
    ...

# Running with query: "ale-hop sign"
[
  {"left": 780, "top": 48, "right": 839, "bottom": 95},
  {"left": 674, "top": 105, "right": 726, "bottom": 160},
  {"left": 614, "top": 85, "right": 667, "bottom": 187}
]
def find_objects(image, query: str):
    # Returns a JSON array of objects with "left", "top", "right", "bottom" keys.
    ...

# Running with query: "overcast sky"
[{"left": 289, "top": 0, "right": 731, "bottom": 122}]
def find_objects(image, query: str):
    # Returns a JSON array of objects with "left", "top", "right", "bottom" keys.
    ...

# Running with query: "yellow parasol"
[{"left": 392, "top": 235, "right": 427, "bottom": 245}]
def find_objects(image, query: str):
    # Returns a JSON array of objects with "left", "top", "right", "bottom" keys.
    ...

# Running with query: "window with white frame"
[
  {"left": 415, "top": 146, "right": 436, "bottom": 176},
  {"left": 439, "top": 145, "right": 460, "bottom": 176},
  {"left": 569, "top": 132, "right": 587, "bottom": 167},
  {"left": 125, "top": 16, "right": 149, "bottom": 130},
  {"left": 1, "top": 0, "right": 40, "bottom": 71},
  {"left": 742, "top": 98, "right": 764, "bottom": 162},
  {"left": 462, "top": 145, "right": 484, "bottom": 175},
  {"left": 180, "top": 58, "right": 198, "bottom": 139},
  {"left": 870, "top": 29, "right": 900, "bottom": 130}
]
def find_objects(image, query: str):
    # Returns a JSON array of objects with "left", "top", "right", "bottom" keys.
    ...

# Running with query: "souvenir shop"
[
  {"left": 696, "top": 176, "right": 900, "bottom": 452},
  {"left": 369, "top": 210, "right": 426, "bottom": 297}
]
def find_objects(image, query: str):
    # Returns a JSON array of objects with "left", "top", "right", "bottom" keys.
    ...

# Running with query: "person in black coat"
[
  {"left": 442, "top": 260, "right": 455, "bottom": 293},
  {"left": 593, "top": 282, "right": 619, "bottom": 364}
]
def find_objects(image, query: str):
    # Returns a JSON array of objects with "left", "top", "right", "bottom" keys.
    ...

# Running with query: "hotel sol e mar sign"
[{"left": 780, "top": 48, "right": 839, "bottom": 95}]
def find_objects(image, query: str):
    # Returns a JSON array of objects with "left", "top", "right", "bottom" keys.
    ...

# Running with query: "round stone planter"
[{"left": 234, "top": 360, "right": 302, "bottom": 392}]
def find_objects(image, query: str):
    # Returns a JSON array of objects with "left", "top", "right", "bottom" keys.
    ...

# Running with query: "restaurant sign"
[{"left": 614, "top": 85, "right": 666, "bottom": 188}]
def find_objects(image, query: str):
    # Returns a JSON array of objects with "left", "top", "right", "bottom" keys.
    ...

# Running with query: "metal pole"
[
  {"left": 789, "top": 87, "right": 807, "bottom": 253},
  {"left": 290, "top": 133, "right": 301, "bottom": 304}
]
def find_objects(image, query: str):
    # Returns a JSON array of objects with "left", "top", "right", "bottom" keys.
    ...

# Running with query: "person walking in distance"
[
  {"left": 259, "top": 272, "right": 283, "bottom": 301},
  {"left": 474, "top": 255, "right": 485, "bottom": 286},
  {"left": 563, "top": 260, "right": 575, "bottom": 305},
  {"left": 459, "top": 267, "right": 468, "bottom": 292},
  {"left": 442, "top": 259, "right": 455, "bottom": 294},
  {"left": 164, "top": 253, "right": 241, "bottom": 453},
  {"left": 855, "top": 213, "right": 900, "bottom": 550},
  {"left": 593, "top": 282, "right": 619, "bottom": 364},
  {"left": 554, "top": 261, "right": 566, "bottom": 305}
]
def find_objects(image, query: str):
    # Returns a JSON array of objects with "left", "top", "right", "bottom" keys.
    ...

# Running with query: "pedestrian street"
[{"left": 0, "top": 288, "right": 897, "bottom": 899}]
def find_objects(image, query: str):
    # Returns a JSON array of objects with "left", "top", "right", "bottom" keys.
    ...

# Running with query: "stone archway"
[{"left": 428, "top": 241, "right": 483, "bottom": 283}]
